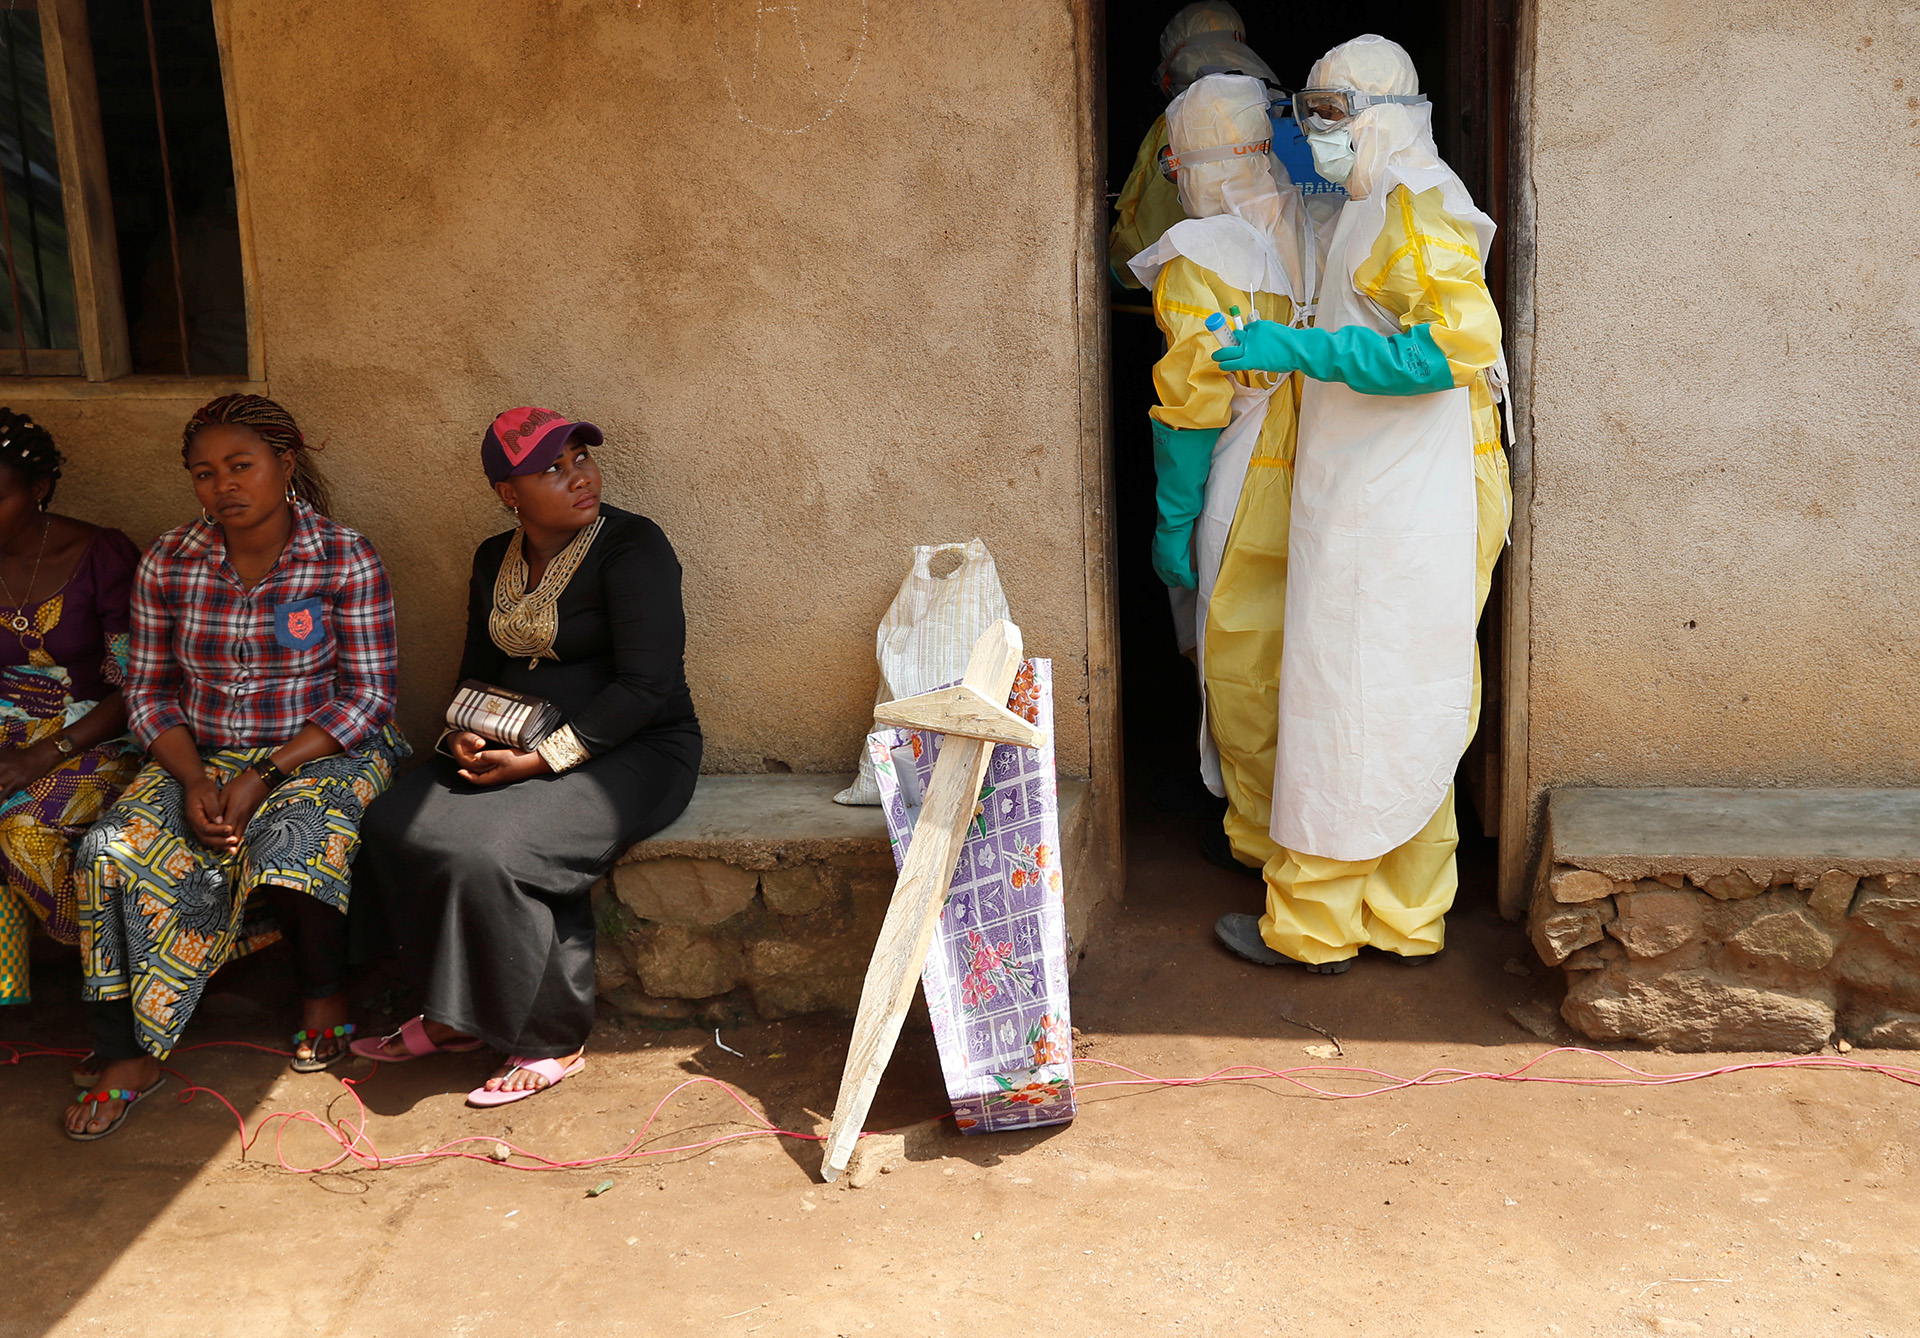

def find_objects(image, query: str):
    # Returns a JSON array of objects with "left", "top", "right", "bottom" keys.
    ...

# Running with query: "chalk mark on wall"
[{"left": 709, "top": 0, "right": 868, "bottom": 135}]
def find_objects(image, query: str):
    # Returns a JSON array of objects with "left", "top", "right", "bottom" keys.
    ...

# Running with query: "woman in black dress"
[{"left": 352, "top": 407, "right": 699, "bottom": 1104}]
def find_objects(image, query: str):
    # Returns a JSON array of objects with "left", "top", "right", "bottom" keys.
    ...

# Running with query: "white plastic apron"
[
  {"left": 1191, "top": 377, "right": 1276, "bottom": 794},
  {"left": 1269, "top": 172, "right": 1483, "bottom": 861}
]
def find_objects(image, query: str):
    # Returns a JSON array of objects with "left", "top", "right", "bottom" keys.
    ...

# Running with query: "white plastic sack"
[{"left": 834, "top": 539, "right": 1012, "bottom": 806}]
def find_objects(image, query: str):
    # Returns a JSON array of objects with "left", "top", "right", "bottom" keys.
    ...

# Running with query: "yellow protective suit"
[
  {"left": 1256, "top": 182, "right": 1512, "bottom": 964},
  {"left": 1110, "top": 117, "right": 1185, "bottom": 289},
  {"left": 1149, "top": 254, "right": 1296, "bottom": 857}
]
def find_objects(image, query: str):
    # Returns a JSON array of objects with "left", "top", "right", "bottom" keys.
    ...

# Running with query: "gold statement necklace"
[{"left": 489, "top": 516, "right": 604, "bottom": 668}]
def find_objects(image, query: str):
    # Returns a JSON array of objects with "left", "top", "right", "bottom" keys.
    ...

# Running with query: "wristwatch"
[
  {"left": 250, "top": 759, "right": 291, "bottom": 790},
  {"left": 50, "top": 734, "right": 74, "bottom": 757}
]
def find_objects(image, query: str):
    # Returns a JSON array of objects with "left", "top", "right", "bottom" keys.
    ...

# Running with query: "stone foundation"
[
  {"left": 589, "top": 774, "right": 1100, "bottom": 1023},
  {"left": 592, "top": 849, "right": 898, "bottom": 1022},
  {"left": 1529, "top": 788, "right": 1920, "bottom": 1051}
]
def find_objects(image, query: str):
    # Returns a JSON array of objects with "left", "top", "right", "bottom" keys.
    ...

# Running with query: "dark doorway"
[{"left": 1102, "top": 0, "right": 1514, "bottom": 885}]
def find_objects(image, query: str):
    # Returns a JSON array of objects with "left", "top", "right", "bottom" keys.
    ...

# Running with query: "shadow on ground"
[{"left": 4, "top": 796, "right": 1565, "bottom": 1335}]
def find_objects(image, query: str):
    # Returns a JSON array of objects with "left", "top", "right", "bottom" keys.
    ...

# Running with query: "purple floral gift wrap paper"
[{"left": 865, "top": 658, "right": 1075, "bottom": 1134}]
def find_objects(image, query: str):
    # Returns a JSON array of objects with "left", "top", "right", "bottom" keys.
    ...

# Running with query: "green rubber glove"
[
  {"left": 1212, "top": 321, "right": 1455, "bottom": 396},
  {"left": 1150, "top": 418, "right": 1219, "bottom": 591}
]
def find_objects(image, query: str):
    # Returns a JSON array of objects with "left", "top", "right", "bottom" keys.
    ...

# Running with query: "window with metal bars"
[{"left": 0, "top": 0, "right": 245, "bottom": 379}]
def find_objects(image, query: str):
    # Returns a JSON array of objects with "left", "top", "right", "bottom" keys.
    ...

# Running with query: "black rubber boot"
[
  {"left": 1200, "top": 828, "right": 1263, "bottom": 879},
  {"left": 1214, "top": 914, "right": 1353, "bottom": 973}
]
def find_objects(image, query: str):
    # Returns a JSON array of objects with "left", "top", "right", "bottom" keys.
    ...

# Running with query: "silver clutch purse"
[{"left": 439, "top": 678, "right": 562, "bottom": 752}]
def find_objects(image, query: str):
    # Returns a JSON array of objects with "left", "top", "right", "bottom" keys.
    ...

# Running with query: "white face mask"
[{"left": 1306, "top": 128, "right": 1355, "bottom": 185}]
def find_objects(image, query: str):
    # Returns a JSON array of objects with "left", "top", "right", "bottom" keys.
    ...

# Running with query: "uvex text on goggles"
[
  {"left": 1291, "top": 88, "right": 1429, "bottom": 133},
  {"left": 1156, "top": 136, "right": 1274, "bottom": 183}
]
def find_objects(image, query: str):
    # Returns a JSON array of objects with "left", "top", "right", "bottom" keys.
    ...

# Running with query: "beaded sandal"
[
  {"left": 66, "top": 1075, "right": 168, "bottom": 1142},
  {"left": 290, "top": 1023, "right": 357, "bottom": 1074}
]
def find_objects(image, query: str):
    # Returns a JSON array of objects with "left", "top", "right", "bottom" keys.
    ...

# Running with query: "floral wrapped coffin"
[{"left": 866, "top": 658, "right": 1076, "bottom": 1134}]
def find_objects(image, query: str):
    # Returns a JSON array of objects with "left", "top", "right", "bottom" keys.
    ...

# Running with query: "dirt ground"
[{"left": 5, "top": 808, "right": 1917, "bottom": 1338}]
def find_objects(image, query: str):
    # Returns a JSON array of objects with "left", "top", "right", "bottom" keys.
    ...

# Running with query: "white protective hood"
[
  {"left": 1156, "top": 2, "right": 1278, "bottom": 95},
  {"left": 1308, "top": 34, "right": 1445, "bottom": 204},
  {"left": 1126, "top": 73, "right": 1310, "bottom": 305}
]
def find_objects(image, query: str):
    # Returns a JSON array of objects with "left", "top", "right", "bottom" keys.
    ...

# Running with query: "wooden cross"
[{"left": 818, "top": 619, "right": 1047, "bottom": 1182}]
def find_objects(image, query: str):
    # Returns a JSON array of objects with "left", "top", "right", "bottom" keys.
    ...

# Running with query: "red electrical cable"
[
  {"left": 7, "top": 1039, "right": 820, "bottom": 1174},
  {"left": 8, "top": 1039, "right": 1917, "bottom": 1176}
]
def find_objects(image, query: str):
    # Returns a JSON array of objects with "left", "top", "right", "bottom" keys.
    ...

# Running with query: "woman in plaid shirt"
[{"left": 64, "top": 395, "right": 409, "bottom": 1141}]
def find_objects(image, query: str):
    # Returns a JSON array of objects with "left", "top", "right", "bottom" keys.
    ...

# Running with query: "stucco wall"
[
  {"left": 1525, "top": 0, "right": 1920, "bottom": 796},
  {"left": 15, "top": 0, "right": 1098, "bottom": 777}
]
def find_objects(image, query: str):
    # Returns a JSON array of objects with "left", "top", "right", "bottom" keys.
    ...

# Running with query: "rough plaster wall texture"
[
  {"left": 8, "top": 395, "right": 212, "bottom": 551},
  {"left": 17, "top": 0, "right": 1096, "bottom": 775},
  {"left": 1527, "top": 0, "right": 1920, "bottom": 791}
]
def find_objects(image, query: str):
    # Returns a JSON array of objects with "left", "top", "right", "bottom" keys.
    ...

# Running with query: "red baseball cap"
[{"left": 481, "top": 406, "right": 603, "bottom": 484}]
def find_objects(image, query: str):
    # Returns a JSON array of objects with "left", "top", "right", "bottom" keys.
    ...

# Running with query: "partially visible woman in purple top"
[{"left": 0, "top": 408, "right": 143, "bottom": 1031}]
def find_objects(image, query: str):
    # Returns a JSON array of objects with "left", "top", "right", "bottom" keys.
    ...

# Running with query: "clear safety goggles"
[
  {"left": 1291, "top": 87, "right": 1429, "bottom": 133},
  {"left": 1156, "top": 136, "right": 1273, "bottom": 183}
]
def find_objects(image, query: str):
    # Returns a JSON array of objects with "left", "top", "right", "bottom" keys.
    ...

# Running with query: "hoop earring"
[
  {"left": 285, "top": 484, "right": 299, "bottom": 505},
  {"left": 201, "top": 508, "right": 217, "bottom": 526}
]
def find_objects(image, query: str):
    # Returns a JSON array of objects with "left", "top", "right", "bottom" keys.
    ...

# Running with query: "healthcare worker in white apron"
[
  {"left": 1127, "top": 72, "right": 1317, "bottom": 875},
  {"left": 1208, "top": 34, "right": 1513, "bottom": 973}
]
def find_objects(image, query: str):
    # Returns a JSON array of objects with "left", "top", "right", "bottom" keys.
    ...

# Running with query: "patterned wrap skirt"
[
  {"left": 76, "top": 724, "right": 409, "bottom": 1059},
  {"left": 0, "top": 712, "right": 142, "bottom": 1004}
]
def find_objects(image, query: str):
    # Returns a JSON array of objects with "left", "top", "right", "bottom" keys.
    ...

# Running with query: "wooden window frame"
[{"left": 12, "top": 0, "right": 260, "bottom": 386}]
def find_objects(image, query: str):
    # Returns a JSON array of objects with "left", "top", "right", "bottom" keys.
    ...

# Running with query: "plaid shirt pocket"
[{"left": 272, "top": 597, "right": 328, "bottom": 652}]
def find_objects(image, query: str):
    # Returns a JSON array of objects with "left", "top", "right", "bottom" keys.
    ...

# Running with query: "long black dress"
[{"left": 356, "top": 504, "right": 700, "bottom": 1057}]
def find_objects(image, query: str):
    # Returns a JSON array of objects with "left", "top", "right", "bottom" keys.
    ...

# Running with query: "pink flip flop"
[
  {"left": 348, "top": 1014, "right": 486, "bottom": 1063},
  {"left": 466, "top": 1055, "right": 585, "bottom": 1107}
]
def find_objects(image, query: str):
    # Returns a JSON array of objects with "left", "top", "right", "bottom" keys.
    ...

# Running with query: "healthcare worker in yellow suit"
[
  {"left": 1127, "top": 72, "right": 1317, "bottom": 873},
  {"left": 1109, "top": 2, "right": 1278, "bottom": 287},
  {"left": 1208, "top": 34, "right": 1512, "bottom": 973}
]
